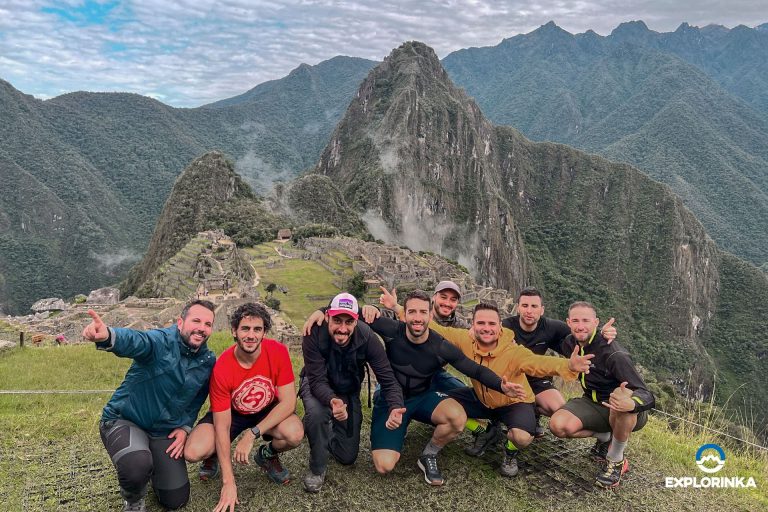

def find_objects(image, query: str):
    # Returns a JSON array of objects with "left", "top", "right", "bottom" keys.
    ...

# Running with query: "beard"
[
  {"left": 406, "top": 321, "right": 427, "bottom": 338},
  {"left": 236, "top": 337, "right": 262, "bottom": 354},
  {"left": 181, "top": 328, "right": 209, "bottom": 348}
]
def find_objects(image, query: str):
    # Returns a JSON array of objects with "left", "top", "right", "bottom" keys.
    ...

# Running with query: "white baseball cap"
[{"left": 328, "top": 293, "right": 359, "bottom": 319}]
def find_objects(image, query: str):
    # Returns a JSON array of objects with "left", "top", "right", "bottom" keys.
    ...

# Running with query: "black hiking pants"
[
  {"left": 300, "top": 378, "right": 363, "bottom": 475},
  {"left": 99, "top": 419, "right": 189, "bottom": 509}
]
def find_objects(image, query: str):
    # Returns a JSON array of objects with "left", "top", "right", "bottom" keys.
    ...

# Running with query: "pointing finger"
[{"left": 87, "top": 309, "right": 104, "bottom": 326}]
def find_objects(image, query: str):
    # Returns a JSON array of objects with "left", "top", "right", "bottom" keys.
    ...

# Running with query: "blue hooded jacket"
[{"left": 98, "top": 325, "right": 216, "bottom": 436}]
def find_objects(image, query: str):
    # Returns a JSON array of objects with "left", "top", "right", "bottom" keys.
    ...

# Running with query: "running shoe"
[
  {"left": 417, "top": 454, "right": 445, "bottom": 486},
  {"left": 499, "top": 450, "right": 519, "bottom": 477},
  {"left": 464, "top": 422, "right": 501, "bottom": 457},
  {"left": 198, "top": 456, "right": 220, "bottom": 481},
  {"left": 595, "top": 458, "right": 629, "bottom": 488},
  {"left": 302, "top": 470, "right": 326, "bottom": 493},
  {"left": 123, "top": 498, "right": 146, "bottom": 512},
  {"left": 254, "top": 445, "right": 291, "bottom": 484}
]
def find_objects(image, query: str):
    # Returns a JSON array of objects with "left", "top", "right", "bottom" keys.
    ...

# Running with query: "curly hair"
[{"left": 230, "top": 302, "right": 272, "bottom": 332}]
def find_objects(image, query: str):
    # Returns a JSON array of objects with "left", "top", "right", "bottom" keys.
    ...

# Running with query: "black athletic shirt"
[
  {"left": 367, "top": 317, "right": 504, "bottom": 399},
  {"left": 501, "top": 315, "right": 570, "bottom": 356}
]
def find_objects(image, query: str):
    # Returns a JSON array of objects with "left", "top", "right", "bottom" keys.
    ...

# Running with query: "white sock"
[{"left": 607, "top": 439, "right": 627, "bottom": 462}]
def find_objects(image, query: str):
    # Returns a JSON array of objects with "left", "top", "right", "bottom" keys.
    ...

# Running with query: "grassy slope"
[
  {"left": 246, "top": 242, "right": 346, "bottom": 323},
  {"left": 1, "top": 245, "right": 765, "bottom": 510},
  {"left": 1, "top": 339, "right": 765, "bottom": 511}
]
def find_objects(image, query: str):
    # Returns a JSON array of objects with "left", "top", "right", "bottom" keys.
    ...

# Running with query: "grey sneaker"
[
  {"left": 499, "top": 450, "right": 519, "bottom": 477},
  {"left": 302, "top": 470, "right": 326, "bottom": 493},
  {"left": 199, "top": 456, "right": 220, "bottom": 480},
  {"left": 123, "top": 498, "right": 146, "bottom": 512},
  {"left": 534, "top": 417, "right": 546, "bottom": 438},
  {"left": 464, "top": 422, "right": 501, "bottom": 457}
]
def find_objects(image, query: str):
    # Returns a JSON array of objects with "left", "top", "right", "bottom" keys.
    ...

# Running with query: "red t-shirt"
[{"left": 209, "top": 338, "right": 294, "bottom": 414}]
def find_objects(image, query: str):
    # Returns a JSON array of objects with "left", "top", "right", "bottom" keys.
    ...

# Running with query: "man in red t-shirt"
[{"left": 185, "top": 303, "right": 303, "bottom": 511}]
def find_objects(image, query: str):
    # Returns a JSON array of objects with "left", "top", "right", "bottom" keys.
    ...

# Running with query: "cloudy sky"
[{"left": 1, "top": 1, "right": 765, "bottom": 107}]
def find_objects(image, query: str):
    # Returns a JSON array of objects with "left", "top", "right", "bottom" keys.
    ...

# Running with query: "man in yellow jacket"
[
  {"left": 367, "top": 298, "right": 593, "bottom": 477},
  {"left": 430, "top": 303, "right": 593, "bottom": 476}
]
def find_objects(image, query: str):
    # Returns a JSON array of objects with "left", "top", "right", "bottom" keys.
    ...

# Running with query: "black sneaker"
[
  {"left": 590, "top": 438, "right": 611, "bottom": 460},
  {"left": 417, "top": 454, "right": 445, "bottom": 486},
  {"left": 595, "top": 458, "right": 629, "bottom": 488},
  {"left": 198, "top": 456, "right": 220, "bottom": 481},
  {"left": 464, "top": 422, "right": 501, "bottom": 457},
  {"left": 499, "top": 450, "right": 519, "bottom": 477}
]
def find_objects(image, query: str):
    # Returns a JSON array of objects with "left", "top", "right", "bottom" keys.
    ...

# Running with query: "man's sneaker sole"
[{"left": 417, "top": 458, "right": 445, "bottom": 486}]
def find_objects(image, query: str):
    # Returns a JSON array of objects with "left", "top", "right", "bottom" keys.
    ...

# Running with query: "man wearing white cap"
[{"left": 300, "top": 293, "right": 405, "bottom": 492}]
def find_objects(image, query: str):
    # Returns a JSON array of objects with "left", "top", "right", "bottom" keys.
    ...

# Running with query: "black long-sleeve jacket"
[
  {"left": 301, "top": 320, "right": 404, "bottom": 412},
  {"left": 561, "top": 331, "right": 655, "bottom": 413}
]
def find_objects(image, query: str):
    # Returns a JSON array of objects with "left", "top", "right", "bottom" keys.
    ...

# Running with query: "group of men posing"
[{"left": 83, "top": 280, "right": 654, "bottom": 511}]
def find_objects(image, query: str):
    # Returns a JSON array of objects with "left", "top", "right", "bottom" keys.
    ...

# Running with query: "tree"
[
  {"left": 265, "top": 282, "right": 277, "bottom": 297},
  {"left": 348, "top": 272, "right": 367, "bottom": 300},
  {"left": 265, "top": 296, "right": 281, "bottom": 311}
]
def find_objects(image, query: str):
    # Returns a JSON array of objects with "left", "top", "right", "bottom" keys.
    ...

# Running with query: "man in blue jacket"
[{"left": 82, "top": 300, "right": 217, "bottom": 512}]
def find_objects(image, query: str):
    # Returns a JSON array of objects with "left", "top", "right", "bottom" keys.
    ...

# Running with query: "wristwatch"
[{"left": 250, "top": 425, "right": 261, "bottom": 438}]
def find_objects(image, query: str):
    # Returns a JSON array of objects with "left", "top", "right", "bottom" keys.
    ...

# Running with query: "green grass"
[
  {"left": 2, "top": 298, "right": 766, "bottom": 510},
  {"left": 1, "top": 333, "right": 766, "bottom": 511},
  {"left": 246, "top": 243, "right": 343, "bottom": 324}
]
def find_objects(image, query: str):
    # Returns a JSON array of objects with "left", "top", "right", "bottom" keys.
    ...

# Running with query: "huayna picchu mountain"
[
  {"left": 312, "top": 41, "right": 768, "bottom": 430},
  {"left": 120, "top": 152, "right": 286, "bottom": 297}
]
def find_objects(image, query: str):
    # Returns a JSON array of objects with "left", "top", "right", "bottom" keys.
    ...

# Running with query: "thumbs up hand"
[
  {"left": 330, "top": 397, "right": 348, "bottom": 421},
  {"left": 602, "top": 382, "right": 635, "bottom": 412},
  {"left": 385, "top": 407, "right": 406, "bottom": 430}
]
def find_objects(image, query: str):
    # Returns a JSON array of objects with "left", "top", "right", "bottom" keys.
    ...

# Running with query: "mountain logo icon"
[{"left": 695, "top": 443, "right": 726, "bottom": 474}]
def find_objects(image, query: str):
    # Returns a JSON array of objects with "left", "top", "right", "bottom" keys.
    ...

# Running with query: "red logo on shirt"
[{"left": 231, "top": 375, "right": 275, "bottom": 414}]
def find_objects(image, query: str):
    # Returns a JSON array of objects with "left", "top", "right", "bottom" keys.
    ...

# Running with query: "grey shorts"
[{"left": 562, "top": 396, "right": 648, "bottom": 433}]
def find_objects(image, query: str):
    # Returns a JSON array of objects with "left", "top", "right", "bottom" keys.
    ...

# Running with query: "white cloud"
[{"left": 1, "top": 1, "right": 765, "bottom": 106}]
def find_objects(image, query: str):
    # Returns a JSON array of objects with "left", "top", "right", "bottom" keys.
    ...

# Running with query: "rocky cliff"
[
  {"left": 315, "top": 42, "right": 530, "bottom": 290},
  {"left": 311, "top": 42, "right": 768, "bottom": 424}
]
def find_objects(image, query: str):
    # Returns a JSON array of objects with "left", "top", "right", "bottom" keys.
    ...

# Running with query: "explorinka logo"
[
  {"left": 665, "top": 443, "right": 757, "bottom": 489},
  {"left": 695, "top": 443, "right": 725, "bottom": 474}
]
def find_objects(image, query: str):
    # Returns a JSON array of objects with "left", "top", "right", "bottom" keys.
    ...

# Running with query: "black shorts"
[
  {"left": 198, "top": 403, "right": 277, "bottom": 441},
  {"left": 448, "top": 387, "right": 537, "bottom": 436},
  {"left": 527, "top": 376, "right": 556, "bottom": 395}
]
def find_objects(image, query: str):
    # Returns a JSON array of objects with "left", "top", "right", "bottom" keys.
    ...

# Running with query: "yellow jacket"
[{"left": 430, "top": 322, "right": 577, "bottom": 408}]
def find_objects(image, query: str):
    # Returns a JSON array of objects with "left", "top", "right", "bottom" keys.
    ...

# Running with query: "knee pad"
[{"left": 116, "top": 450, "right": 153, "bottom": 491}]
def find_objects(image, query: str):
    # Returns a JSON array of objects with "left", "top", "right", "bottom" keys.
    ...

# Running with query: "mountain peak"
[
  {"left": 530, "top": 20, "right": 572, "bottom": 38},
  {"left": 610, "top": 20, "right": 651, "bottom": 38}
]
